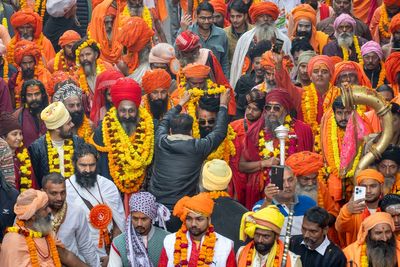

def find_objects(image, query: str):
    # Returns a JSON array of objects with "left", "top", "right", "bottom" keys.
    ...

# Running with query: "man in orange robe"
[
  {"left": 343, "top": 211, "right": 400, "bottom": 266},
  {"left": 335, "top": 169, "right": 385, "bottom": 247},
  {"left": 385, "top": 51, "right": 400, "bottom": 96},
  {"left": 7, "top": 9, "right": 55, "bottom": 66},
  {"left": 11, "top": 40, "right": 52, "bottom": 109},
  {"left": 288, "top": 4, "right": 329, "bottom": 54},
  {"left": 370, "top": 0, "right": 400, "bottom": 45}
]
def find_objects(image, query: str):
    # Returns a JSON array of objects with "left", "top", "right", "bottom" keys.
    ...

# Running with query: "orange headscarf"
[
  {"left": 356, "top": 212, "right": 395, "bottom": 244},
  {"left": 209, "top": 0, "right": 230, "bottom": 27},
  {"left": 356, "top": 168, "right": 385, "bottom": 185},
  {"left": 290, "top": 4, "right": 319, "bottom": 51},
  {"left": 385, "top": 52, "right": 400, "bottom": 85},
  {"left": 58, "top": 30, "right": 81, "bottom": 48},
  {"left": 331, "top": 61, "right": 372, "bottom": 87},
  {"left": 13, "top": 40, "right": 42, "bottom": 66},
  {"left": 14, "top": 189, "right": 48, "bottom": 220},
  {"left": 389, "top": 13, "right": 400, "bottom": 34},
  {"left": 286, "top": 151, "right": 324, "bottom": 176},
  {"left": 118, "top": 17, "right": 154, "bottom": 72},
  {"left": 173, "top": 193, "right": 214, "bottom": 222},
  {"left": 142, "top": 69, "right": 172, "bottom": 94},
  {"left": 260, "top": 50, "right": 275, "bottom": 69},
  {"left": 307, "top": 55, "right": 334, "bottom": 78},
  {"left": 330, "top": 56, "right": 343, "bottom": 66},
  {"left": 182, "top": 63, "right": 211, "bottom": 79},
  {"left": 248, "top": 2, "right": 279, "bottom": 24},
  {"left": 10, "top": 8, "right": 42, "bottom": 39}
]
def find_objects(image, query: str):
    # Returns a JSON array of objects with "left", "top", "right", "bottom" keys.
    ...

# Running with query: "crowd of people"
[{"left": 0, "top": 0, "right": 400, "bottom": 266}]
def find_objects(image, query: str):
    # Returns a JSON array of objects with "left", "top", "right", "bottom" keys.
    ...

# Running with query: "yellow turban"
[
  {"left": 40, "top": 102, "right": 71, "bottom": 130},
  {"left": 14, "top": 189, "right": 48, "bottom": 220},
  {"left": 240, "top": 205, "right": 284, "bottom": 241},
  {"left": 201, "top": 159, "right": 232, "bottom": 191}
]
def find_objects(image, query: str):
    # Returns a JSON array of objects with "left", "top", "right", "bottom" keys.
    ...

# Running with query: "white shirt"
[
  {"left": 56, "top": 201, "right": 100, "bottom": 267},
  {"left": 66, "top": 174, "right": 125, "bottom": 257},
  {"left": 301, "top": 236, "right": 331, "bottom": 256},
  {"left": 51, "top": 139, "right": 65, "bottom": 175}
]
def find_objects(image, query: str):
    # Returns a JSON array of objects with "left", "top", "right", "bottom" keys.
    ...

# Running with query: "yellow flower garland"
[
  {"left": 379, "top": 4, "right": 391, "bottom": 39},
  {"left": 122, "top": 5, "right": 152, "bottom": 29},
  {"left": 360, "top": 243, "right": 368, "bottom": 267},
  {"left": 19, "top": 0, "right": 46, "bottom": 18},
  {"left": 301, "top": 83, "right": 319, "bottom": 135},
  {"left": 77, "top": 116, "right": 93, "bottom": 143},
  {"left": 16, "top": 144, "right": 33, "bottom": 192},
  {"left": 91, "top": 107, "right": 154, "bottom": 193},
  {"left": 2, "top": 56, "right": 8, "bottom": 82},
  {"left": 377, "top": 62, "right": 386, "bottom": 88},
  {"left": 341, "top": 36, "right": 363, "bottom": 65},
  {"left": 45, "top": 131, "right": 74, "bottom": 178},
  {"left": 2, "top": 17, "right": 7, "bottom": 30},
  {"left": 245, "top": 242, "right": 280, "bottom": 267},
  {"left": 206, "top": 125, "right": 236, "bottom": 162},
  {"left": 207, "top": 191, "right": 230, "bottom": 199}
]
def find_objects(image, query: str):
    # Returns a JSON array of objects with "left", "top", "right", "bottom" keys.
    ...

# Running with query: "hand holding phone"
[
  {"left": 272, "top": 38, "right": 284, "bottom": 54},
  {"left": 354, "top": 186, "right": 366, "bottom": 202},
  {"left": 270, "top": 165, "right": 284, "bottom": 191}
]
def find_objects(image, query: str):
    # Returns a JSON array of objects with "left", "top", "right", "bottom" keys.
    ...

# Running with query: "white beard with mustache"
[
  {"left": 32, "top": 214, "right": 53, "bottom": 236},
  {"left": 336, "top": 32, "right": 354, "bottom": 49},
  {"left": 296, "top": 184, "right": 318, "bottom": 202},
  {"left": 255, "top": 23, "right": 276, "bottom": 42}
]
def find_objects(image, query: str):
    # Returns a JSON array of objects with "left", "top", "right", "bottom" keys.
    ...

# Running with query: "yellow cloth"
[
  {"left": 201, "top": 159, "right": 232, "bottom": 191},
  {"left": 14, "top": 189, "right": 48, "bottom": 220},
  {"left": 40, "top": 102, "right": 71, "bottom": 130}
]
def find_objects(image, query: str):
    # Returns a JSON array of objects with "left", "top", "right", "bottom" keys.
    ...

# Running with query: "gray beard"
[
  {"left": 32, "top": 215, "right": 53, "bottom": 236},
  {"left": 264, "top": 114, "right": 284, "bottom": 135},
  {"left": 366, "top": 235, "right": 397, "bottom": 267},
  {"left": 255, "top": 23, "right": 275, "bottom": 42},
  {"left": 337, "top": 33, "right": 354, "bottom": 49},
  {"left": 384, "top": 176, "right": 396, "bottom": 192},
  {"left": 139, "top": 45, "right": 151, "bottom": 64},
  {"left": 296, "top": 184, "right": 318, "bottom": 202},
  {"left": 106, "top": 31, "right": 112, "bottom": 41},
  {"left": 83, "top": 63, "right": 96, "bottom": 76}
]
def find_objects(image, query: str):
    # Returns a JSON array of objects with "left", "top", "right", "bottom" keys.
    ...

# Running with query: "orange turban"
[
  {"left": 142, "top": 69, "right": 172, "bottom": 94},
  {"left": 330, "top": 56, "right": 342, "bottom": 66},
  {"left": 332, "top": 61, "right": 372, "bottom": 87},
  {"left": 292, "top": 4, "right": 317, "bottom": 27},
  {"left": 14, "top": 189, "right": 48, "bottom": 220},
  {"left": 118, "top": 17, "right": 154, "bottom": 71},
  {"left": 58, "top": 30, "right": 81, "bottom": 47},
  {"left": 10, "top": 8, "right": 43, "bottom": 39},
  {"left": 173, "top": 193, "right": 214, "bottom": 222},
  {"left": 48, "top": 71, "right": 77, "bottom": 94},
  {"left": 249, "top": 2, "right": 279, "bottom": 24},
  {"left": 286, "top": 151, "right": 324, "bottom": 176},
  {"left": 356, "top": 168, "right": 385, "bottom": 185},
  {"left": 13, "top": 40, "right": 42, "bottom": 66},
  {"left": 260, "top": 50, "right": 275, "bottom": 69},
  {"left": 182, "top": 63, "right": 211, "bottom": 79},
  {"left": 390, "top": 13, "right": 400, "bottom": 34},
  {"left": 209, "top": 0, "right": 229, "bottom": 27},
  {"left": 385, "top": 52, "right": 400, "bottom": 85},
  {"left": 356, "top": 212, "right": 395, "bottom": 244},
  {"left": 307, "top": 55, "right": 334, "bottom": 78}
]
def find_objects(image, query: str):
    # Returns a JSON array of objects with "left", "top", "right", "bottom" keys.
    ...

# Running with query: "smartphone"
[
  {"left": 272, "top": 38, "right": 284, "bottom": 54},
  {"left": 354, "top": 186, "right": 366, "bottom": 202},
  {"left": 270, "top": 165, "right": 284, "bottom": 191}
]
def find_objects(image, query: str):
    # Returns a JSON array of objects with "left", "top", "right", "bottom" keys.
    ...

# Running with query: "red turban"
[
  {"left": 118, "top": 17, "right": 154, "bottom": 71},
  {"left": 390, "top": 13, "right": 400, "bottom": 34},
  {"left": 10, "top": 8, "right": 43, "bottom": 39},
  {"left": 356, "top": 168, "right": 385, "bottom": 185},
  {"left": 265, "top": 89, "right": 293, "bottom": 112},
  {"left": 13, "top": 40, "right": 41, "bottom": 66},
  {"left": 175, "top": 30, "right": 200, "bottom": 52},
  {"left": 384, "top": 0, "right": 399, "bottom": 6},
  {"left": 91, "top": 70, "right": 124, "bottom": 126},
  {"left": 332, "top": 61, "right": 372, "bottom": 87},
  {"left": 249, "top": 2, "right": 279, "bottom": 24},
  {"left": 173, "top": 192, "right": 214, "bottom": 222},
  {"left": 307, "top": 55, "right": 334, "bottom": 77},
  {"left": 286, "top": 151, "right": 324, "bottom": 176},
  {"left": 58, "top": 30, "right": 81, "bottom": 47},
  {"left": 110, "top": 77, "right": 142, "bottom": 108},
  {"left": 182, "top": 63, "right": 211, "bottom": 79},
  {"left": 142, "top": 69, "right": 172, "bottom": 94},
  {"left": 48, "top": 71, "right": 76, "bottom": 94},
  {"left": 385, "top": 52, "right": 400, "bottom": 84}
]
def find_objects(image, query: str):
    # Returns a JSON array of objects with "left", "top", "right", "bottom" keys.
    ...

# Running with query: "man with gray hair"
[{"left": 108, "top": 192, "right": 170, "bottom": 267}]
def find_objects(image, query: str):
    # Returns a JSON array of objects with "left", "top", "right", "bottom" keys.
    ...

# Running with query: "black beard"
[
  {"left": 22, "top": 68, "right": 35, "bottom": 80},
  {"left": 70, "top": 110, "right": 84, "bottom": 127},
  {"left": 297, "top": 31, "right": 312, "bottom": 40},
  {"left": 199, "top": 126, "right": 213, "bottom": 138},
  {"left": 75, "top": 168, "right": 98, "bottom": 188},
  {"left": 255, "top": 241, "right": 275, "bottom": 255},
  {"left": 117, "top": 115, "right": 138, "bottom": 136},
  {"left": 149, "top": 98, "right": 168, "bottom": 120},
  {"left": 64, "top": 53, "right": 75, "bottom": 61},
  {"left": 28, "top": 100, "right": 45, "bottom": 115},
  {"left": 393, "top": 39, "right": 400, "bottom": 49},
  {"left": 366, "top": 234, "right": 397, "bottom": 267},
  {"left": 265, "top": 116, "right": 282, "bottom": 134},
  {"left": 309, "top": 2, "right": 318, "bottom": 9}
]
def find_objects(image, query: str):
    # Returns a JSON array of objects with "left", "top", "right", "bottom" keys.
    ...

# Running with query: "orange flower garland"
[
  {"left": 207, "top": 191, "right": 230, "bottom": 200},
  {"left": 54, "top": 50, "right": 76, "bottom": 74},
  {"left": 173, "top": 225, "right": 216, "bottom": 266},
  {"left": 89, "top": 204, "right": 112, "bottom": 248},
  {"left": 46, "top": 131, "right": 75, "bottom": 178},
  {"left": 379, "top": 4, "right": 391, "bottom": 39},
  {"left": 16, "top": 144, "right": 34, "bottom": 192},
  {"left": 376, "top": 62, "right": 386, "bottom": 88},
  {"left": 301, "top": 83, "right": 319, "bottom": 135},
  {"left": 77, "top": 116, "right": 93, "bottom": 143},
  {"left": 2, "top": 56, "right": 9, "bottom": 82},
  {"left": 19, "top": 0, "right": 46, "bottom": 17},
  {"left": 244, "top": 242, "right": 280, "bottom": 267}
]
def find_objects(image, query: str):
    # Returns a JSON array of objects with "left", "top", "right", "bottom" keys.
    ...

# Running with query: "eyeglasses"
[
  {"left": 198, "top": 118, "right": 216, "bottom": 126},
  {"left": 264, "top": 104, "right": 282, "bottom": 112},
  {"left": 198, "top": 16, "right": 213, "bottom": 21}
]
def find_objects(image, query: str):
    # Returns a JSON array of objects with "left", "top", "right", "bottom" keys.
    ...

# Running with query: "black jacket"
[
  {"left": 149, "top": 105, "right": 228, "bottom": 209},
  {"left": 28, "top": 135, "right": 85, "bottom": 187}
]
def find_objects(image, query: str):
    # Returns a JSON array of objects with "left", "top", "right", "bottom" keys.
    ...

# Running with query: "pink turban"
[
  {"left": 149, "top": 43, "right": 176, "bottom": 64},
  {"left": 14, "top": 189, "right": 48, "bottom": 220},
  {"left": 361, "top": 41, "right": 383, "bottom": 60},
  {"left": 333, "top": 13, "right": 356, "bottom": 31}
]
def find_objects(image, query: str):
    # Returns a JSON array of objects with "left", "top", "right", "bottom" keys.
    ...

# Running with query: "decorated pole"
[{"left": 275, "top": 125, "right": 289, "bottom": 165}]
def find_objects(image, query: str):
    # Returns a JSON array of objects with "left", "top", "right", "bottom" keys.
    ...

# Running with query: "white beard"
[
  {"left": 255, "top": 23, "right": 276, "bottom": 42},
  {"left": 295, "top": 184, "right": 318, "bottom": 202},
  {"left": 337, "top": 32, "right": 354, "bottom": 49}
]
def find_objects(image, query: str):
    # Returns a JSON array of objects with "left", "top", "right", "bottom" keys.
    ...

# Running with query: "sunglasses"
[
  {"left": 198, "top": 118, "right": 216, "bottom": 126},
  {"left": 264, "top": 104, "right": 282, "bottom": 112}
]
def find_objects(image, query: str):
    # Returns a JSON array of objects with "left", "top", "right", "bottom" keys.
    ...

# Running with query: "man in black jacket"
[
  {"left": 29, "top": 102, "right": 85, "bottom": 187},
  {"left": 149, "top": 90, "right": 230, "bottom": 231}
]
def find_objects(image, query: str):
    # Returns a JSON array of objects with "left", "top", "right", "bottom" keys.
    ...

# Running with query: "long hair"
[{"left": 20, "top": 79, "right": 49, "bottom": 106}]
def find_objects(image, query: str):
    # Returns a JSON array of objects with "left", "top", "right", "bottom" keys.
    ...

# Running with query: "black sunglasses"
[
  {"left": 264, "top": 104, "right": 282, "bottom": 112},
  {"left": 198, "top": 118, "right": 216, "bottom": 126}
]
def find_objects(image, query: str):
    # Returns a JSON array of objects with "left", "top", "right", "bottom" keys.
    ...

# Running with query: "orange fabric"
[
  {"left": 141, "top": 69, "right": 171, "bottom": 94},
  {"left": 173, "top": 192, "right": 214, "bottom": 222},
  {"left": 385, "top": 52, "right": 400, "bottom": 95},
  {"left": 332, "top": 61, "right": 372, "bottom": 87},
  {"left": 156, "top": 0, "right": 168, "bottom": 22},
  {"left": 260, "top": 50, "right": 275, "bottom": 69},
  {"left": 10, "top": 8, "right": 42, "bottom": 39},
  {"left": 118, "top": 17, "right": 154, "bottom": 72},
  {"left": 92, "top": 0, "right": 104, "bottom": 9},
  {"left": 384, "top": 0, "right": 398, "bottom": 5},
  {"left": 209, "top": 0, "right": 230, "bottom": 27},
  {"left": 307, "top": 55, "right": 335, "bottom": 78},
  {"left": 286, "top": 151, "right": 324, "bottom": 176},
  {"left": 357, "top": 212, "right": 395, "bottom": 244},
  {"left": 48, "top": 70, "right": 78, "bottom": 92},
  {"left": 370, "top": 6, "right": 383, "bottom": 44},
  {"left": 330, "top": 56, "right": 343, "bottom": 66},
  {"left": 356, "top": 168, "right": 385, "bottom": 184},
  {"left": 237, "top": 240, "right": 291, "bottom": 267},
  {"left": 353, "top": 0, "right": 373, "bottom": 24},
  {"left": 390, "top": 13, "right": 400, "bottom": 33},
  {"left": 58, "top": 30, "right": 81, "bottom": 47},
  {"left": 88, "top": 0, "right": 123, "bottom": 64},
  {"left": 365, "top": 110, "right": 381, "bottom": 133},
  {"left": 14, "top": 189, "right": 48, "bottom": 220},
  {"left": 182, "top": 63, "right": 211, "bottom": 79},
  {"left": 248, "top": 2, "right": 279, "bottom": 24},
  {"left": 13, "top": 39, "right": 41, "bottom": 66},
  {"left": 319, "top": 180, "right": 339, "bottom": 217},
  {"left": 335, "top": 203, "right": 365, "bottom": 247}
]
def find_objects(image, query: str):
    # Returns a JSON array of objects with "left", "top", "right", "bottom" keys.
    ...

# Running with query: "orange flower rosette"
[{"left": 89, "top": 204, "right": 113, "bottom": 248}]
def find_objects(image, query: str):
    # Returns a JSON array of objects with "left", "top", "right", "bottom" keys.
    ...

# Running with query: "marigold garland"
[
  {"left": 8, "top": 33, "right": 45, "bottom": 67},
  {"left": 19, "top": 0, "right": 46, "bottom": 17},
  {"left": 122, "top": 5, "right": 152, "bottom": 29},
  {"left": 379, "top": 4, "right": 391, "bottom": 39},
  {"left": 142, "top": 94, "right": 173, "bottom": 119},
  {"left": 173, "top": 225, "right": 216, "bottom": 266},
  {"left": 77, "top": 116, "right": 93, "bottom": 143},
  {"left": 90, "top": 107, "right": 154, "bottom": 193},
  {"left": 206, "top": 125, "right": 236, "bottom": 162},
  {"left": 244, "top": 241, "right": 280, "bottom": 267},
  {"left": 46, "top": 131, "right": 75, "bottom": 178},
  {"left": 16, "top": 143, "right": 33, "bottom": 192},
  {"left": 54, "top": 50, "right": 77, "bottom": 74},
  {"left": 7, "top": 220, "right": 61, "bottom": 267},
  {"left": 2, "top": 56, "right": 9, "bottom": 82},
  {"left": 207, "top": 191, "right": 230, "bottom": 200},
  {"left": 301, "top": 83, "right": 319, "bottom": 135},
  {"left": 376, "top": 62, "right": 386, "bottom": 88},
  {"left": 76, "top": 59, "right": 106, "bottom": 95},
  {"left": 341, "top": 36, "right": 363, "bottom": 65},
  {"left": 2, "top": 17, "right": 7, "bottom": 30},
  {"left": 360, "top": 243, "right": 368, "bottom": 267}
]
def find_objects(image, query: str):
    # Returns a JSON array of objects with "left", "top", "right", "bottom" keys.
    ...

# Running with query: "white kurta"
[
  {"left": 66, "top": 174, "right": 125, "bottom": 257},
  {"left": 57, "top": 201, "right": 101, "bottom": 267}
]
